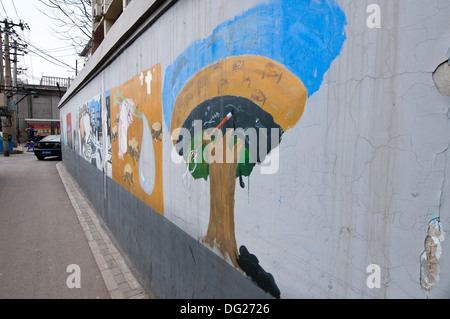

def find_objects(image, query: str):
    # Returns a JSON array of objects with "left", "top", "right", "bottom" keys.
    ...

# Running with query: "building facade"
[
  {"left": 14, "top": 77, "right": 67, "bottom": 143},
  {"left": 90, "top": 0, "right": 133, "bottom": 55}
]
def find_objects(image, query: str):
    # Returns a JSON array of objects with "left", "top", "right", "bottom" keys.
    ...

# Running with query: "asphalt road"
[{"left": 0, "top": 151, "right": 110, "bottom": 299}]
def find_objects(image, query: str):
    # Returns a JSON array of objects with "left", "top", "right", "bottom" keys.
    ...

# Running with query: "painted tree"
[
  {"left": 164, "top": 0, "right": 347, "bottom": 298},
  {"left": 171, "top": 55, "right": 307, "bottom": 277},
  {"left": 178, "top": 95, "right": 286, "bottom": 267}
]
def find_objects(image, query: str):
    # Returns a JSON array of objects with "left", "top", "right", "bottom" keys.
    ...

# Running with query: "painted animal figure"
[{"left": 118, "top": 98, "right": 135, "bottom": 159}]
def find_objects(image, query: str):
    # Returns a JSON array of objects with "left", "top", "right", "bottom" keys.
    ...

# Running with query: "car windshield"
[{"left": 40, "top": 135, "right": 61, "bottom": 142}]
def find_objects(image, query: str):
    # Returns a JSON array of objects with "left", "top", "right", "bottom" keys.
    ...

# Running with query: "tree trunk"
[{"left": 202, "top": 137, "right": 240, "bottom": 268}]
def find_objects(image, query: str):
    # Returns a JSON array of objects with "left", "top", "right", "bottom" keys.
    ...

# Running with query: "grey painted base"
[{"left": 62, "top": 145, "right": 271, "bottom": 299}]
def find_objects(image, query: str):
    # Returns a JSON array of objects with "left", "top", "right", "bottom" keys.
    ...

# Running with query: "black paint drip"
[
  {"left": 237, "top": 245, "right": 281, "bottom": 299},
  {"left": 238, "top": 169, "right": 245, "bottom": 188}
]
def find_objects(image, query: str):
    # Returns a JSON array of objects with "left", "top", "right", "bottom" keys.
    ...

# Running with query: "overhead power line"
[
  {"left": 0, "top": 2, "right": 81, "bottom": 84},
  {"left": 10, "top": 0, "right": 19, "bottom": 21},
  {"left": 24, "top": 39, "right": 75, "bottom": 70},
  {"left": 0, "top": 0, "right": 8, "bottom": 19},
  {"left": 27, "top": 48, "right": 73, "bottom": 70}
]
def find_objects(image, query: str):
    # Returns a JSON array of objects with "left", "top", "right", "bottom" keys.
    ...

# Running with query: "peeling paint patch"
[
  {"left": 420, "top": 218, "right": 445, "bottom": 297},
  {"left": 433, "top": 61, "right": 450, "bottom": 96}
]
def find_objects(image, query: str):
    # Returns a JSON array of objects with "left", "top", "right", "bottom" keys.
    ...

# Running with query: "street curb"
[{"left": 56, "top": 162, "right": 150, "bottom": 299}]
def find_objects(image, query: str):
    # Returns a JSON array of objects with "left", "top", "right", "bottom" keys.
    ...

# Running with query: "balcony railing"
[{"left": 39, "top": 76, "right": 71, "bottom": 88}]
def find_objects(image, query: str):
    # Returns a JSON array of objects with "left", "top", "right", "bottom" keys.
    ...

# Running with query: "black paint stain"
[
  {"left": 238, "top": 169, "right": 245, "bottom": 189},
  {"left": 237, "top": 246, "right": 281, "bottom": 299}
]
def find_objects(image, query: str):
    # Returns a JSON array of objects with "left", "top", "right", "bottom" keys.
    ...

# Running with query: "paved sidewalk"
[{"left": 56, "top": 162, "right": 151, "bottom": 299}]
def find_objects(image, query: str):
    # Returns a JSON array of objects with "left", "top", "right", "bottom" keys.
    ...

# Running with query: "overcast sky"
[{"left": 0, "top": 0, "right": 83, "bottom": 85}]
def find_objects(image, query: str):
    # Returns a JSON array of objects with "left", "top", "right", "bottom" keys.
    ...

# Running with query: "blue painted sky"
[{"left": 163, "top": 0, "right": 347, "bottom": 129}]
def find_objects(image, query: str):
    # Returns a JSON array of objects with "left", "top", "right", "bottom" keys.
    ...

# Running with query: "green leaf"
[
  {"left": 236, "top": 147, "right": 255, "bottom": 177},
  {"left": 184, "top": 129, "right": 256, "bottom": 181}
]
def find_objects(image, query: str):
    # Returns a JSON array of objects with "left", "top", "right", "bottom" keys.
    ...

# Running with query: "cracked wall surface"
[
  {"left": 305, "top": 0, "right": 450, "bottom": 298},
  {"left": 297, "top": 0, "right": 450, "bottom": 298},
  {"left": 59, "top": 0, "right": 450, "bottom": 298}
]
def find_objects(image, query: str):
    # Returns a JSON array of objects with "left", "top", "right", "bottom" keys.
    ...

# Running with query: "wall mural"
[
  {"left": 70, "top": 95, "right": 104, "bottom": 171},
  {"left": 108, "top": 64, "right": 164, "bottom": 216},
  {"left": 163, "top": 0, "right": 347, "bottom": 298},
  {"left": 61, "top": 0, "right": 347, "bottom": 299},
  {"left": 29, "top": 124, "right": 60, "bottom": 136}
]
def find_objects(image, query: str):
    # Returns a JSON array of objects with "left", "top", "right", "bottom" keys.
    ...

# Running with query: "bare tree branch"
[{"left": 36, "top": 0, "right": 92, "bottom": 59}]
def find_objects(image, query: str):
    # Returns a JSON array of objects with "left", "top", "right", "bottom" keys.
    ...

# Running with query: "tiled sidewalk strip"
[{"left": 57, "top": 162, "right": 150, "bottom": 299}]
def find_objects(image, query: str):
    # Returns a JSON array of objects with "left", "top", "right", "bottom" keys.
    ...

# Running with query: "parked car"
[{"left": 34, "top": 135, "right": 62, "bottom": 160}]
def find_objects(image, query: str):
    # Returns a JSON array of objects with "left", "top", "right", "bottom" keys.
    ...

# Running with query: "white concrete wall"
[{"left": 60, "top": 0, "right": 450, "bottom": 299}]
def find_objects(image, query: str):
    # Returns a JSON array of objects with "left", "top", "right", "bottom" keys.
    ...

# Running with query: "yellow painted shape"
[
  {"left": 171, "top": 55, "right": 308, "bottom": 142},
  {"left": 109, "top": 64, "right": 164, "bottom": 216}
]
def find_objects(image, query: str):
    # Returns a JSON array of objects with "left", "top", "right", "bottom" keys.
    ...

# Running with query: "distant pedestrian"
[{"left": 26, "top": 128, "right": 37, "bottom": 142}]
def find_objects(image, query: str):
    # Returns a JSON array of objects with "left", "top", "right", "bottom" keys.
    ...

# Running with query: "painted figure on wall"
[
  {"left": 118, "top": 98, "right": 136, "bottom": 159},
  {"left": 164, "top": 0, "right": 347, "bottom": 298},
  {"left": 109, "top": 64, "right": 164, "bottom": 216},
  {"left": 105, "top": 91, "right": 113, "bottom": 178},
  {"left": 66, "top": 112, "right": 72, "bottom": 149},
  {"left": 76, "top": 96, "right": 104, "bottom": 170}
]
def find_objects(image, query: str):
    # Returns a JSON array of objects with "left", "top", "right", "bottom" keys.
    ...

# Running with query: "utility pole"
[
  {"left": 12, "top": 41, "right": 18, "bottom": 147},
  {"left": 4, "top": 22, "right": 13, "bottom": 153},
  {"left": 0, "top": 28, "right": 3, "bottom": 89},
  {"left": 0, "top": 19, "right": 30, "bottom": 153},
  {"left": 1, "top": 24, "right": 10, "bottom": 157}
]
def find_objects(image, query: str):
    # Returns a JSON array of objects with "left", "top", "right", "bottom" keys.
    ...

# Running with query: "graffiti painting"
[
  {"left": 105, "top": 90, "right": 113, "bottom": 178},
  {"left": 109, "top": 64, "right": 164, "bottom": 216},
  {"left": 76, "top": 95, "right": 104, "bottom": 170},
  {"left": 163, "top": 0, "right": 347, "bottom": 298}
]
